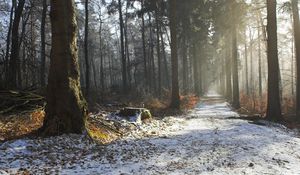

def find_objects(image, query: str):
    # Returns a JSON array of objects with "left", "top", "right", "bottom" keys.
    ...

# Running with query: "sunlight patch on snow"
[
  {"left": 195, "top": 101, "right": 239, "bottom": 118},
  {"left": 204, "top": 90, "right": 222, "bottom": 97}
]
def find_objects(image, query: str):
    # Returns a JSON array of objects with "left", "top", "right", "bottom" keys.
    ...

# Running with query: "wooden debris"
[{"left": 0, "top": 90, "right": 44, "bottom": 115}]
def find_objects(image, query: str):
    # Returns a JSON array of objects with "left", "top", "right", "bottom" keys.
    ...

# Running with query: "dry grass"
[
  {"left": 239, "top": 91, "right": 300, "bottom": 131},
  {"left": 0, "top": 90, "right": 200, "bottom": 142},
  {"left": 0, "top": 109, "right": 45, "bottom": 141},
  {"left": 240, "top": 93, "right": 267, "bottom": 115},
  {"left": 240, "top": 92, "right": 295, "bottom": 116},
  {"left": 181, "top": 95, "right": 199, "bottom": 110},
  {"left": 86, "top": 121, "right": 119, "bottom": 144}
]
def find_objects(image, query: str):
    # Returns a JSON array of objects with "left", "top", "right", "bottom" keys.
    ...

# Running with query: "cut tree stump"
[{"left": 117, "top": 107, "right": 152, "bottom": 124}]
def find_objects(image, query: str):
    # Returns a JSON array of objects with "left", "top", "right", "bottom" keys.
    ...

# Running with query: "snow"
[{"left": 1, "top": 96, "right": 300, "bottom": 174}]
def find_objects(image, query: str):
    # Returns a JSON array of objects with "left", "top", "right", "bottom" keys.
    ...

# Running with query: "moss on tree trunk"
[{"left": 39, "top": 0, "right": 87, "bottom": 136}]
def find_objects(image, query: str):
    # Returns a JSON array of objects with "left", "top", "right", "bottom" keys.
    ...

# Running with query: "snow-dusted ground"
[{"left": 1, "top": 95, "right": 300, "bottom": 175}]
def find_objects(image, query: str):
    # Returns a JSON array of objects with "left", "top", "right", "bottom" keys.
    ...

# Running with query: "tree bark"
[
  {"left": 226, "top": 43, "right": 232, "bottom": 101},
  {"left": 170, "top": 0, "right": 180, "bottom": 108},
  {"left": 155, "top": 2, "right": 161, "bottom": 96},
  {"left": 40, "top": 0, "right": 47, "bottom": 87},
  {"left": 141, "top": 0, "right": 148, "bottom": 90},
  {"left": 182, "top": 25, "right": 188, "bottom": 94},
  {"left": 192, "top": 44, "right": 199, "bottom": 95},
  {"left": 292, "top": 32, "right": 295, "bottom": 96},
  {"left": 258, "top": 19, "right": 263, "bottom": 98},
  {"left": 84, "top": 0, "right": 90, "bottom": 97},
  {"left": 125, "top": 3, "right": 132, "bottom": 89},
  {"left": 99, "top": 17, "right": 105, "bottom": 91},
  {"left": 232, "top": 26, "right": 240, "bottom": 109},
  {"left": 249, "top": 29, "right": 254, "bottom": 95},
  {"left": 118, "top": 0, "right": 127, "bottom": 92},
  {"left": 231, "top": 0, "right": 240, "bottom": 108},
  {"left": 90, "top": 46, "right": 98, "bottom": 89},
  {"left": 244, "top": 31, "right": 249, "bottom": 95},
  {"left": 4, "top": 2, "right": 14, "bottom": 86},
  {"left": 40, "top": 0, "right": 88, "bottom": 136},
  {"left": 266, "top": 0, "right": 282, "bottom": 121},
  {"left": 8, "top": 0, "right": 25, "bottom": 89},
  {"left": 161, "top": 30, "right": 170, "bottom": 89},
  {"left": 148, "top": 13, "right": 156, "bottom": 92},
  {"left": 220, "top": 52, "right": 226, "bottom": 95},
  {"left": 292, "top": 0, "right": 300, "bottom": 118}
]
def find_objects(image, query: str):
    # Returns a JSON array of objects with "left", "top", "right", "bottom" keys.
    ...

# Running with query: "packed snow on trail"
[{"left": 1, "top": 95, "right": 300, "bottom": 175}]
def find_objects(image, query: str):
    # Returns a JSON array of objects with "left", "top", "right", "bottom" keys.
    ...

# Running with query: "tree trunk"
[
  {"left": 124, "top": 2, "right": 131, "bottom": 89},
  {"left": 109, "top": 52, "right": 113, "bottom": 87},
  {"left": 169, "top": 0, "right": 180, "bottom": 108},
  {"left": 155, "top": 3, "right": 161, "bottom": 96},
  {"left": 118, "top": 0, "right": 127, "bottom": 92},
  {"left": 249, "top": 29, "right": 254, "bottom": 96},
  {"left": 30, "top": 4, "right": 37, "bottom": 88},
  {"left": 198, "top": 50, "right": 203, "bottom": 95},
  {"left": 8, "top": 0, "right": 25, "bottom": 89},
  {"left": 292, "top": 32, "right": 295, "bottom": 96},
  {"left": 99, "top": 18, "right": 105, "bottom": 91},
  {"left": 141, "top": 0, "right": 148, "bottom": 90},
  {"left": 84, "top": 0, "right": 90, "bottom": 97},
  {"left": 4, "top": 2, "right": 14, "bottom": 86},
  {"left": 220, "top": 52, "right": 226, "bottom": 95},
  {"left": 19, "top": 12, "right": 29, "bottom": 88},
  {"left": 192, "top": 44, "right": 199, "bottom": 95},
  {"left": 258, "top": 10, "right": 268, "bottom": 89},
  {"left": 40, "top": 0, "right": 88, "bottom": 136},
  {"left": 40, "top": 0, "right": 47, "bottom": 87},
  {"left": 266, "top": 0, "right": 282, "bottom": 121},
  {"left": 148, "top": 13, "right": 156, "bottom": 92},
  {"left": 292, "top": 0, "right": 300, "bottom": 118},
  {"left": 90, "top": 46, "right": 98, "bottom": 89},
  {"left": 226, "top": 43, "right": 232, "bottom": 101},
  {"left": 258, "top": 19, "right": 263, "bottom": 98},
  {"left": 182, "top": 25, "right": 188, "bottom": 94},
  {"left": 231, "top": 0, "right": 240, "bottom": 108},
  {"left": 161, "top": 30, "right": 170, "bottom": 89},
  {"left": 244, "top": 31, "right": 249, "bottom": 95},
  {"left": 232, "top": 26, "right": 240, "bottom": 109}
]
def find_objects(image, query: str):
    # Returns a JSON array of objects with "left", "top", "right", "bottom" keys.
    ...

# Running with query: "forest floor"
[{"left": 1, "top": 93, "right": 300, "bottom": 174}]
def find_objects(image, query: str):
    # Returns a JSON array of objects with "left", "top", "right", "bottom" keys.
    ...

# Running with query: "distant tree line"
[{"left": 0, "top": 0, "right": 299, "bottom": 135}]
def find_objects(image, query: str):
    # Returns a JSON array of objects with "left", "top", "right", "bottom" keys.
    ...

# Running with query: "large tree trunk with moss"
[
  {"left": 266, "top": 0, "right": 282, "bottom": 121},
  {"left": 40, "top": 0, "right": 88, "bottom": 136}
]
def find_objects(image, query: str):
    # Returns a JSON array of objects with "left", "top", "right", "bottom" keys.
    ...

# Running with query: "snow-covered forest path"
[{"left": 1, "top": 94, "right": 300, "bottom": 174}]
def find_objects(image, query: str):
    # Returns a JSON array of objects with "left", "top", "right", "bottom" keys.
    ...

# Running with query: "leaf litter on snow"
[{"left": 1, "top": 94, "right": 300, "bottom": 174}]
